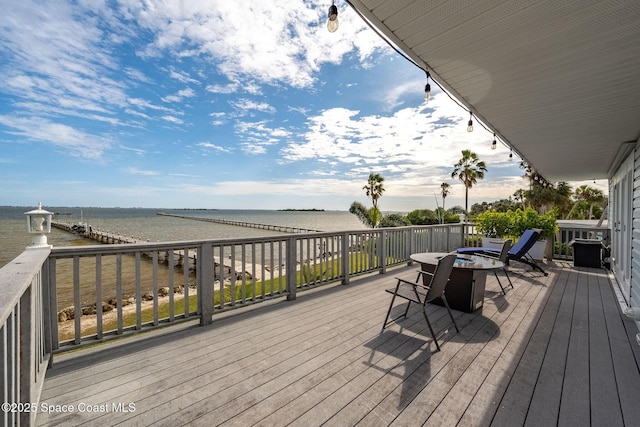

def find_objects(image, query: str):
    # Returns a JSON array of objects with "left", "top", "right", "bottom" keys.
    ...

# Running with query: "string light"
[
  {"left": 509, "top": 148, "right": 513, "bottom": 161},
  {"left": 467, "top": 112, "right": 473, "bottom": 132},
  {"left": 491, "top": 133, "right": 497, "bottom": 150},
  {"left": 424, "top": 71, "right": 431, "bottom": 101},
  {"left": 327, "top": 1, "right": 339, "bottom": 32}
]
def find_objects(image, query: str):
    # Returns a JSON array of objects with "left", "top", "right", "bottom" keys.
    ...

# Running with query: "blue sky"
[{"left": 0, "top": 0, "right": 605, "bottom": 211}]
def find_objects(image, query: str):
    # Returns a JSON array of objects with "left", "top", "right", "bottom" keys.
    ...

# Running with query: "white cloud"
[
  {"left": 0, "top": 115, "right": 111, "bottom": 160},
  {"left": 280, "top": 93, "right": 505, "bottom": 188},
  {"left": 161, "top": 115, "right": 184, "bottom": 124},
  {"left": 168, "top": 69, "right": 200, "bottom": 85},
  {"left": 162, "top": 88, "right": 196, "bottom": 103},
  {"left": 197, "top": 142, "right": 233, "bottom": 153},
  {"left": 123, "top": 1, "right": 386, "bottom": 89},
  {"left": 231, "top": 99, "right": 277, "bottom": 115},
  {"left": 123, "top": 167, "right": 160, "bottom": 176}
]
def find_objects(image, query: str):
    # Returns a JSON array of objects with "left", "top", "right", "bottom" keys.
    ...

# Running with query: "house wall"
[{"left": 632, "top": 144, "right": 640, "bottom": 329}]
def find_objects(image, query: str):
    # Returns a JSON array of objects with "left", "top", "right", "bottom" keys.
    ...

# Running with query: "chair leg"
[
  {"left": 494, "top": 270, "right": 507, "bottom": 295},
  {"left": 382, "top": 283, "right": 400, "bottom": 331},
  {"left": 440, "top": 295, "right": 459, "bottom": 333},
  {"left": 517, "top": 256, "right": 548, "bottom": 276},
  {"left": 421, "top": 306, "right": 440, "bottom": 352},
  {"left": 503, "top": 267, "right": 514, "bottom": 289},
  {"left": 383, "top": 280, "right": 414, "bottom": 330}
]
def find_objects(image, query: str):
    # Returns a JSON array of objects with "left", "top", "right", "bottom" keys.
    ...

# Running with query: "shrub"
[
  {"left": 475, "top": 210, "right": 512, "bottom": 238},
  {"left": 509, "top": 208, "right": 558, "bottom": 240}
]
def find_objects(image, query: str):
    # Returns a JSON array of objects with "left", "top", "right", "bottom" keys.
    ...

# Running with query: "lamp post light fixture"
[{"left": 25, "top": 202, "right": 53, "bottom": 249}]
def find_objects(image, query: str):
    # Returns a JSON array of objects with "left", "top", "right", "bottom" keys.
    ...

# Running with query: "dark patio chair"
[
  {"left": 458, "top": 228, "right": 548, "bottom": 276},
  {"left": 382, "top": 253, "right": 459, "bottom": 351}
]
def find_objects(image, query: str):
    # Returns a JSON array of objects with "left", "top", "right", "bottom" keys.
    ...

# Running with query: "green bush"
[
  {"left": 474, "top": 208, "right": 558, "bottom": 240},
  {"left": 509, "top": 208, "right": 558, "bottom": 240},
  {"left": 475, "top": 210, "right": 512, "bottom": 238}
]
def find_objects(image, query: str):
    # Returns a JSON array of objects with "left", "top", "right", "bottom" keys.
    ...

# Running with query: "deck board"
[{"left": 36, "top": 261, "right": 640, "bottom": 426}]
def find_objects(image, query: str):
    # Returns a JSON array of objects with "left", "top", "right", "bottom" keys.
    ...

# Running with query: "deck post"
[
  {"left": 19, "top": 280, "right": 34, "bottom": 426},
  {"left": 286, "top": 237, "right": 297, "bottom": 300},
  {"left": 407, "top": 227, "right": 414, "bottom": 266},
  {"left": 198, "top": 243, "right": 214, "bottom": 325},
  {"left": 341, "top": 232, "right": 350, "bottom": 285},
  {"left": 379, "top": 230, "right": 387, "bottom": 274}
]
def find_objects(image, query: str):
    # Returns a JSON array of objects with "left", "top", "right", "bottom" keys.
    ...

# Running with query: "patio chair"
[
  {"left": 458, "top": 228, "right": 548, "bottom": 276},
  {"left": 460, "top": 239, "right": 514, "bottom": 294},
  {"left": 382, "top": 253, "right": 459, "bottom": 351}
]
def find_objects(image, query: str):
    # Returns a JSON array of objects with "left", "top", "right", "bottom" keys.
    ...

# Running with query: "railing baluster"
[
  {"left": 153, "top": 251, "right": 159, "bottom": 326},
  {"left": 251, "top": 243, "right": 257, "bottom": 302},
  {"left": 183, "top": 248, "right": 189, "bottom": 318},
  {"left": 96, "top": 254, "right": 103, "bottom": 339},
  {"left": 230, "top": 244, "right": 237, "bottom": 306},
  {"left": 73, "top": 256, "right": 81, "bottom": 345},
  {"left": 116, "top": 253, "right": 123, "bottom": 334},
  {"left": 135, "top": 252, "right": 141, "bottom": 331},
  {"left": 198, "top": 243, "right": 214, "bottom": 325},
  {"left": 168, "top": 250, "right": 175, "bottom": 322}
]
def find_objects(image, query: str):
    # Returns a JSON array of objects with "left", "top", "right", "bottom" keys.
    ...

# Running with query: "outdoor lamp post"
[{"left": 25, "top": 202, "right": 53, "bottom": 249}]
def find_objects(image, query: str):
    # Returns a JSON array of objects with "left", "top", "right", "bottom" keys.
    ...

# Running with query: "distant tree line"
[{"left": 349, "top": 150, "right": 606, "bottom": 229}]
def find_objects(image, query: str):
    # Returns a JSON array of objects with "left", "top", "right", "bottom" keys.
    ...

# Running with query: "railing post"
[
  {"left": 198, "top": 243, "right": 214, "bottom": 325},
  {"left": 42, "top": 259, "right": 54, "bottom": 364},
  {"left": 286, "top": 237, "right": 297, "bottom": 300},
  {"left": 379, "top": 230, "right": 387, "bottom": 274},
  {"left": 19, "top": 281, "right": 34, "bottom": 426},
  {"left": 341, "top": 232, "right": 349, "bottom": 285},
  {"left": 407, "top": 227, "right": 414, "bottom": 265}
]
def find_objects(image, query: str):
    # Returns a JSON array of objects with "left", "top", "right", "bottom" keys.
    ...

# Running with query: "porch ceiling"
[{"left": 347, "top": 0, "right": 640, "bottom": 182}]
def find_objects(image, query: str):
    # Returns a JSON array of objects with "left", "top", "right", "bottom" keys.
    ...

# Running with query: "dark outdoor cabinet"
[{"left": 571, "top": 239, "right": 603, "bottom": 268}]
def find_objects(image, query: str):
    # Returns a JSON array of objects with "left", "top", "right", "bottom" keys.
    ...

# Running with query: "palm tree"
[
  {"left": 439, "top": 182, "right": 451, "bottom": 224},
  {"left": 566, "top": 185, "right": 606, "bottom": 219},
  {"left": 451, "top": 150, "right": 487, "bottom": 218},
  {"left": 363, "top": 173, "right": 385, "bottom": 210},
  {"left": 349, "top": 201, "right": 381, "bottom": 228},
  {"left": 440, "top": 182, "right": 451, "bottom": 211}
]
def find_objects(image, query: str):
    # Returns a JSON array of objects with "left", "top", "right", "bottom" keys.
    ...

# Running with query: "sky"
[{"left": 0, "top": 0, "right": 607, "bottom": 212}]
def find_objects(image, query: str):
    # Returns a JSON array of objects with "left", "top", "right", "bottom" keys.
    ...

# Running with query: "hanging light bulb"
[
  {"left": 467, "top": 112, "right": 473, "bottom": 132},
  {"left": 327, "top": 2, "right": 339, "bottom": 33},
  {"left": 519, "top": 160, "right": 526, "bottom": 169},
  {"left": 491, "top": 134, "right": 497, "bottom": 150},
  {"left": 509, "top": 149, "right": 513, "bottom": 161},
  {"left": 424, "top": 71, "right": 431, "bottom": 101}
]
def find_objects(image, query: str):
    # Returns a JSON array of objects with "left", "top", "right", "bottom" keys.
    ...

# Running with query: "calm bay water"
[{"left": 0, "top": 206, "right": 367, "bottom": 268}]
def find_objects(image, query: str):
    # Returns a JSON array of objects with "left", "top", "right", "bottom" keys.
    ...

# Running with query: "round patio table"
[{"left": 410, "top": 252, "right": 504, "bottom": 312}]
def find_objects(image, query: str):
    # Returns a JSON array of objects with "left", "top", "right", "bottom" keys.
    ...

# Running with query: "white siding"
[{"left": 631, "top": 145, "right": 640, "bottom": 329}]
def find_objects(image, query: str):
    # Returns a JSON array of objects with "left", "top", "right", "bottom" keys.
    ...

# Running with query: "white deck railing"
[
  {"left": 0, "top": 223, "right": 468, "bottom": 425},
  {"left": 0, "top": 249, "right": 53, "bottom": 426}
]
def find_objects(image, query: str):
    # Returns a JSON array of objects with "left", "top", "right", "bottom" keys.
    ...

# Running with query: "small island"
[{"left": 278, "top": 208, "right": 325, "bottom": 212}]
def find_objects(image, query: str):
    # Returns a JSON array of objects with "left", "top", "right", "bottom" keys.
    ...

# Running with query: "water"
[{"left": 0, "top": 206, "right": 367, "bottom": 268}]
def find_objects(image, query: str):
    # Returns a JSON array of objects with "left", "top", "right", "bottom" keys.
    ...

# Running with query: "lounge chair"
[
  {"left": 457, "top": 229, "right": 548, "bottom": 276},
  {"left": 382, "top": 253, "right": 459, "bottom": 351}
]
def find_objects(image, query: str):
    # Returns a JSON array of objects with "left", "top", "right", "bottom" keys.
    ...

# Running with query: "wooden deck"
[{"left": 37, "top": 261, "right": 640, "bottom": 426}]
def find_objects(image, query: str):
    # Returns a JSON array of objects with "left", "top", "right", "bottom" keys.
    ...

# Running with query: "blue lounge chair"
[{"left": 457, "top": 228, "right": 548, "bottom": 276}]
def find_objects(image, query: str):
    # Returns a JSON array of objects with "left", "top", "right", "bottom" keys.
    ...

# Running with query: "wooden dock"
[
  {"left": 37, "top": 261, "right": 640, "bottom": 426},
  {"left": 51, "top": 221, "right": 142, "bottom": 244},
  {"left": 157, "top": 211, "right": 322, "bottom": 233}
]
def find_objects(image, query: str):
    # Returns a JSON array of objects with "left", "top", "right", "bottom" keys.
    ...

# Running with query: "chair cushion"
[{"left": 457, "top": 247, "right": 500, "bottom": 255}]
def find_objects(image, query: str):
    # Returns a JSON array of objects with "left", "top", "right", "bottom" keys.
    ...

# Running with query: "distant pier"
[
  {"left": 51, "top": 221, "right": 142, "bottom": 244},
  {"left": 157, "top": 212, "right": 322, "bottom": 234}
]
